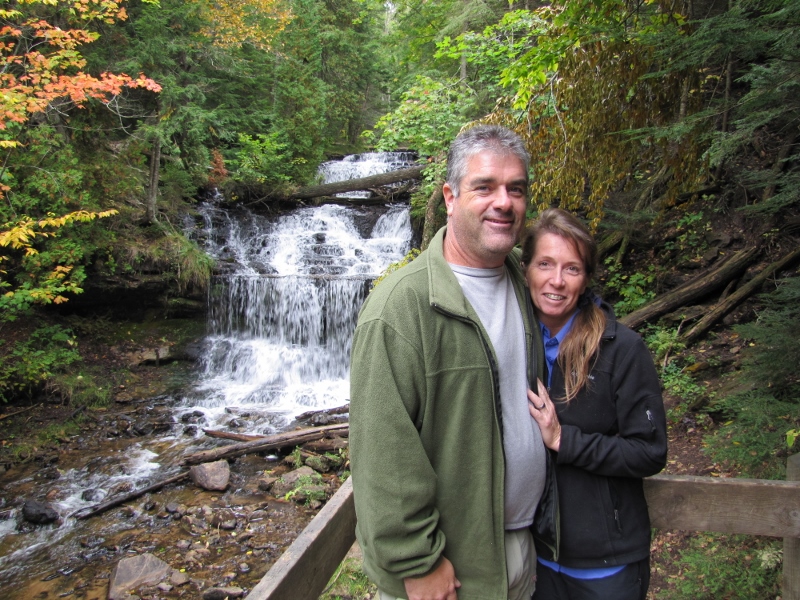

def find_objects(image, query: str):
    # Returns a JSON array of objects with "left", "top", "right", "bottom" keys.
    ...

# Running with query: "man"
[{"left": 349, "top": 125, "right": 546, "bottom": 600}]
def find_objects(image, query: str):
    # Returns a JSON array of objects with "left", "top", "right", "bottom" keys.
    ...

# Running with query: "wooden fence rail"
[{"left": 245, "top": 455, "right": 800, "bottom": 600}]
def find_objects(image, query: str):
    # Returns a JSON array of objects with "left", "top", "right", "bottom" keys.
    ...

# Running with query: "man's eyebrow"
[{"left": 465, "top": 177, "right": 528, "bottom": 187}]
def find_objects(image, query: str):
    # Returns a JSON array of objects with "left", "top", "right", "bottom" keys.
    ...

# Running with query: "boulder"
[
  {"left": 108, "top": 553, "right": 172, "bottom": 600},
  {"left": 22, "top": 499, "right": 59, "bottom": 525},
  {"left": 189, "top": 460, "right": 230, "bottom": 491}
]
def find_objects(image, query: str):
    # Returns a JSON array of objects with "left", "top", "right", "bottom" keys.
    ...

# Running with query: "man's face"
[{"left": 442, "top": 150, "right": 528, "bottom": 269}]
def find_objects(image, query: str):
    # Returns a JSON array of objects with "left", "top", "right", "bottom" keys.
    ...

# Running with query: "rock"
[
  {"left": 257, "top": 475, "right": 278, "bottom": 491},
  {"left": 211, "top": 508, "right": 237, "bottom": 530},
  {"left": 22, "top": 499, "right": 59, "bottom": 524},
  {"left": 270, "top": 465, "right": 317, "bottom": 497},
  {"left": 170, "top": 570, "right": 190, "bottom": 586},
  {"left": 202, "top": 587, "right": 244, "bottom": 600},
  {"left": 305, "top": 454, "right": 332, "bottom": 473},
  {"left": 82, "top": 488, "right": 105, "bottom": 502},
  {"left": 189, "top": 460, "right": 230, "bottom": 491},
  {"left": 108, "top": 553, "right": 172, "bottom": 600},
  {"left": 180, "top": 410, "right": 206, "bottom": 424}
]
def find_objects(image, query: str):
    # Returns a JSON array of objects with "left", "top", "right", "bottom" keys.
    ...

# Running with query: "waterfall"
[{"left": 182, "top": 158, "right": 414, "bottom": 433}]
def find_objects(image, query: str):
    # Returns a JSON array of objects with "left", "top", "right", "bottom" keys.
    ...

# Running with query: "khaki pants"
[{"left": 379, "top": 528, "right": 536, "bottom": 600}]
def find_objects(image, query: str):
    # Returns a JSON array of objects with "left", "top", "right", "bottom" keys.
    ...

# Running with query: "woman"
[{"left": 522, "top": 208, "right": 667, "bottom": 600}]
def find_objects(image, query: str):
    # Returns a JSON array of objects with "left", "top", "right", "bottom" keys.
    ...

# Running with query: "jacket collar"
[{"left": 425, "top": 226, "right": 529, "bottom": 318}]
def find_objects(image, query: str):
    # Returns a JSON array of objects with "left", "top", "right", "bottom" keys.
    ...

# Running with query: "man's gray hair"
[{"left": 445, "top": 125, "right": 530, "bottom": 197}]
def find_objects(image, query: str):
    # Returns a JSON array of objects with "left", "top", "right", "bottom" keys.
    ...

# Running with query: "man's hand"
[{"left": 404, "top": 557, "right": 461, "bottom": 600}]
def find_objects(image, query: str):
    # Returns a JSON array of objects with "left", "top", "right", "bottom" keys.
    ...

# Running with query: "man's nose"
[{"left": 492, "top": 187, "right": 513, "bottom": 210}]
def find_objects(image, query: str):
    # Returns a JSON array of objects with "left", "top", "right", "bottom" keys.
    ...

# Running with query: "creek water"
[{"left": 0, "top": 152, "right": 416, "bottom": 597}]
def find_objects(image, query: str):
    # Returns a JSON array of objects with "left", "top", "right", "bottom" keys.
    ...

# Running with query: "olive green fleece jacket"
[{"left": 349, "top": 226, "right": 544, "bottom": 599}]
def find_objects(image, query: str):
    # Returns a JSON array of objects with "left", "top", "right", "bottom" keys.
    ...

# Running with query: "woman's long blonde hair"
[{"left": 521, "top": 208, "right": 606, "bottom": 403}]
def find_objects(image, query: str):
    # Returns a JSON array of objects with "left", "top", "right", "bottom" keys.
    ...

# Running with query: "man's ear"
[{"left": 442, "top": 183, "right": 456, "bottom": 216}]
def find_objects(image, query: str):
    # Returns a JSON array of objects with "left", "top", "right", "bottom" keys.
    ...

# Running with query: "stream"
[{"left": 0, "top": 152, "right": 416, "bottom": 599}]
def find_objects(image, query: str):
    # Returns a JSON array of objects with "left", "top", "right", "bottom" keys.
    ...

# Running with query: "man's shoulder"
[{"left": 358, "top": 251, "right": 431, "bottom": 321}]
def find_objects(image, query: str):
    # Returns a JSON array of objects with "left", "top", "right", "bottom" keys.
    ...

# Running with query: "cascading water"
[{"left": 180, "top": 200, "right": 413, "bottom": 433}]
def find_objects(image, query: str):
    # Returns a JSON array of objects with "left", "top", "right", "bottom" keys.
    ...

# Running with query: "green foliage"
[
  {"left": 734, "top": 276, "right": 800, "bottom": 400},
  {"left": 0, "top": 325, "right": 82, "bottom": 403},
  {"left": 283, "top": 473, "right": 327, "bottom": 506},
  {"left": 320, "top": 557, "right": 377, "bottom": 600},
  {"left": 659, "top": 361, "right": 707, "bottom": 405},
  {"left": 48, "top": 372, "right": 114, "bottom": 409},
  {"left": 705, "top": 388, "right": 795, "bottom": 480},
  {"left": 656, "top": 534, "right": 781, "bottom": 600},
  {"left": 364, "top": 76, "right": 473, "bottom": 217},
  {"left": 644, "top": 326, "right": 686, "bottom": 366},
  {"left": 602, "top": 259, "right": 656, "bottom": 316},
  {"left": 229, "top": 133, "right": 292, "bottom": 191},
  {"left": 700, "top": 276, "right": 800, "bottom": 479}
]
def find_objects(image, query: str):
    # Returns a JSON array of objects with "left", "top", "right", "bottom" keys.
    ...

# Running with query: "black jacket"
[{"left": 534, "top": 302, "right": 668, "bottom": 569}]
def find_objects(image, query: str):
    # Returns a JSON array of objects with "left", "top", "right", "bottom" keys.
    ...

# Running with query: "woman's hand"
[{"left": 528, "top": 378, "right": 561, "bottom": 451}]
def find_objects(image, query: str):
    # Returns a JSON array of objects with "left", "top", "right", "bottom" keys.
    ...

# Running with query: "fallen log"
[
  {"left": 620, "top": 246, "right": 759, "bottom": 330},
  {"left": 682, "top": 245, "right": 800, "bottom": 343},
  {"left": 0, "top": 404, "right": 38, "bottom": 421},
  {"left": 182, "top": 423, "right": 349, "bottom": 466},
  {"left": 295, "top": 405, "right": 350, "bottom": 421},
  {"left": 203, "top": 429, "right": 266, "bottom": 442},
  {"left": 288, "top": 165, "right": 425, "bottom": 200},
  {"left": 71, "top": 471, "right": 189, "bottom": 520}
]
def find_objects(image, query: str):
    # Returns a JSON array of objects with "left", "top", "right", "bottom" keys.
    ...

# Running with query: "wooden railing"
[{"left": 245, "top": 454, "right": 800, "bottom": 600}]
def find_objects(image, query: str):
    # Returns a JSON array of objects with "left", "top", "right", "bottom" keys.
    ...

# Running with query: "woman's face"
[{"left": 525, "top": 232, "right": 588, "bottom": 335}]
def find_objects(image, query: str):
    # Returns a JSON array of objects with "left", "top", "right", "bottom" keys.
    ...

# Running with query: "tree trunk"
[
  {"left": 619, "top": 246, "right": 759, "bottom": 330},
  {"left": 421, "top": 185, "right": 444, "bottom": 250},
  {"left": 682, "top": 245, "right": 800, "bottom": 343},
  {"left": 287, "top": 165, "right": 425, "bottom": 201},
  {"left": 145, "top": 138, "right": 161, "bottom": 224}
]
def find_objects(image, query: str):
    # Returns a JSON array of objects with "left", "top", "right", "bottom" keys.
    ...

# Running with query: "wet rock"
[
  {"left": 257, "top": 475, "right": 278, "bottom": 492},
  {"left": 183, "top": 424, "right": 199, "bottom": 436},
  {"left": 189, "top": 460, "right": 230, "bottom": 491},
  {"left": 170, "top": 570, "right": 190, "bottom": 586},
  {"left": 79, "top": 535, "right": 105, "bottom": 548},
  {"left": 176, "top": 539, "right": 191, "bottom": 550},
  {"left": 270, "top": 465, "right": 317, "bottom": 497},
  {"left": 22, "top": 499, "right": 59, "bottom": 524},
  {"left": 82, "top": 488, "right": 105, "bottom": 502},
  {"left": 203, "top": 587, "right": 244, "bottom": 600},
  {"left": 180, "top": 410, "right": 206, "bottom": 424},
  {"left": 211, "top": 508, "right": 237, "bottom": 530},
  {"left": 110, "top": 481, "right": 135, "bottom": 496},
  {"left": 305, "top": 454, "right": 332, "bottom": 473},
  {"left": 249, "top": 509, "right": 269, "bottom": 521},
  {"left": 108, "top": 553, "right": 172, "bottom": 600},
  {"left": 238, "top": 562, "right": 250, "bottom": 573}
]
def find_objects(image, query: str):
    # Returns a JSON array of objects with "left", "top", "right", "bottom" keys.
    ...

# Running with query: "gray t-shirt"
[{"left": 450, "top": 264, "right": 546, "bottom": 529}]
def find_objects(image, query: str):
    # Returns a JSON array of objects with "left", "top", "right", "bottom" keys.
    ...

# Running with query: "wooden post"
[{"left": 785, "top": 454, "right": 800, "bottom": 600}]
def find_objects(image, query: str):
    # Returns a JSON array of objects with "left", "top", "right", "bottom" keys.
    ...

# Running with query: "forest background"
[{"left": 0, "top": 0, "right": 798, "bottom": 598}]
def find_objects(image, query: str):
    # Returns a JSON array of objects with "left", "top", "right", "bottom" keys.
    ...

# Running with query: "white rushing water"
[{"left": 178, "top": 177, "right": 414, "bottom": 433}]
